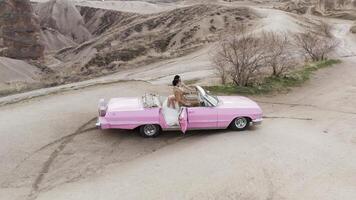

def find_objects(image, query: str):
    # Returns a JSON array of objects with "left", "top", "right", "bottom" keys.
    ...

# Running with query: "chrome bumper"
[
  {"left": 251, "top": 118, "right": 263, "bottom": 125},
  {"left": 95, "top": 120, "right": 101, "bottom": 129}
]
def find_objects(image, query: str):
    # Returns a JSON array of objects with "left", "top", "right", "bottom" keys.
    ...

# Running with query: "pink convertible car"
[{"left": 96, "top": 86, "right": 262, "bottom": 137}]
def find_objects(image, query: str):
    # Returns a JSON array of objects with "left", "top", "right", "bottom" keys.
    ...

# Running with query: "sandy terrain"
[
  {"left": 31, "top": 0, "right": 181, "bottom": 13},
  {"left": 0, "top": 58, "right": 42, "bottom": 97},
  {"left": 0, "top": 57, "right": 40, "bottom": 84},
  {"left": 1, "top": 56, "right": 356, "bottom": 200},
  {"left": 1, "top": 17, "right": 356, "bottom": 200},
  {"left": 1, "top": 1, "right": 356, "bottom": 200},
  {"left": 75, "top": 0, "right": 180, "bottom": 13}
]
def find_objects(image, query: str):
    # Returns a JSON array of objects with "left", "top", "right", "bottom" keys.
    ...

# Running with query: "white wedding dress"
[{"left": 162, "top": 98, "right": 180, "bottom": 126}]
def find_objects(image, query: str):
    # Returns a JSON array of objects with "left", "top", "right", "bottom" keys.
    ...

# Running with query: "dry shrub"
[
  {"left": 212, "top": 21, "right": 338, "bottom": 87},
  {"left": 212, "top": 25, "right": 268, "bottom": 86},
  {"left": 262, "top": 32, "right": 297, "bottom": 77},
  {"left": 212, "top": 55, "right": 231, "bottom": 85},
  {"left": 212, "top": 24, "right": 297, "bottom": 86},
  {"left": 293, "top": 30, "right": 338, "bottom": 61}
]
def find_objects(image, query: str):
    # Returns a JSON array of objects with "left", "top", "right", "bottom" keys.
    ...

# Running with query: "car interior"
[{"left": 141, "top": 87, "right": 215, "bottom": 127}]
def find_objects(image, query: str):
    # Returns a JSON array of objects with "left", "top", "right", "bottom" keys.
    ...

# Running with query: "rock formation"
[
  {"left": 55, "top": 4, "right": 257, "bottom": 81},
  {"left": 0, "top": 0, "right": 44, "bottom": 60},
  {"left": 35, "top": 0, "right": 92, "bottom": 44},
  {"left": 318, "top": 0, "right": 356, "bottom": 11}
]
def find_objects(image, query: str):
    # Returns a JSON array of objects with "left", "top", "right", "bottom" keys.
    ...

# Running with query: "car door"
[
  {"left": 179, "top": 107, "right": 188, "bottom": 133},
  {"left": 186, "top": 106, "right": 218, "bottom": 129}
]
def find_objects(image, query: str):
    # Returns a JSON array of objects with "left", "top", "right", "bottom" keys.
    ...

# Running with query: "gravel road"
[{"left": 1, "top": 16, "right": 356, "bottom": 200}]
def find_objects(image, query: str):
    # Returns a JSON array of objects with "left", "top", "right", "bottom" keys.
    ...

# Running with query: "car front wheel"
[
  {"left": 139, "top": 124, "right": 161, "bottom": 137},
  {"left": 231, "top": 117, "right": 250, "bottom": 131}
]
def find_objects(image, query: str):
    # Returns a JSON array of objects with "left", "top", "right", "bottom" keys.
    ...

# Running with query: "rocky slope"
[
  {"left": 35, "top": 0, "right": 92, "bottom": 44},
  {"left": 317, "top": 0, "right": 356, "bottom": 11},
  {"left": 276, "top": 0, "right": 356, "bottom": 34},
  {"left": 0, "top": 0, "right": 44, "bottom": 60},
  {"left": 78, "top": 6, "right": 138, "bottom": 36},
  {"left": 40, "top": 27, "right": 77, "bottom": 52},
  {"left": 51, "top": 4, "right": 257, "bottom": 83},
  {"left": 277, "top": 0, "right": 356, "bottom": 15},
  {"left": 0, "top": 56, "right": 40, "bottom": 83},
  {"left": 0, "top": 56, "right": 43, "bottom": 96}
]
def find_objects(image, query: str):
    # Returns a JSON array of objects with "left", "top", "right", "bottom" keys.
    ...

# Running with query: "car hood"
[
  {"left": 217, "top": 96, "right": 260, "bottom": 109},
  {"left": 107, "top": 97, "right": 143, "bottom": 112}
]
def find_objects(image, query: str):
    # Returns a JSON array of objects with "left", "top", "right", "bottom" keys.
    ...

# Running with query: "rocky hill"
[
  {"left": 35, "top": 0, "right": 92, "bottom": 44},
  {"left": 277, "top": 0, "right": 356, "bottom": 15},
  {"left": 0, "top": 0, "right": 44, "bottom": 60},
  {"left": 317, "top": 0, "right": 356, "bottom": 11},
  {"left": 51, "top": 4, "right": 257, "bottom": 83}
]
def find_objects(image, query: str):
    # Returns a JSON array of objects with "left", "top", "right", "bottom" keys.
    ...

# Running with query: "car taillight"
[{"left": 98, "top": 99, "right": 107, "bottom": 117}]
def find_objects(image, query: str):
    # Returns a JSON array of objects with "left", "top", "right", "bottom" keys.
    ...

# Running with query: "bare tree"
[
  {"left": 212, "top": 54, "right": 230, "bottom": 85},
  {"left": 262, "top": 32, "right": 296, "bottom": 77},
  {"left": 293, "top": 30, "right": 338, "bottom": 61},
  {"left": 212, "top": 25, "right": 269, "bottom": 86}
]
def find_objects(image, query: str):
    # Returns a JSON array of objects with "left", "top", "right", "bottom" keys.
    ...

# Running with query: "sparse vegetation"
[
  {"left": 212, "top": 25, "right": 270, "bottom": 86},
  {"left": 212, "top": 25, "right": 297, "bottom": 86},
  {"left": 85, "top": 45, "right": 147, "bottom": 68},
  {"left": 206, "top": 59, "right": 341, "bottom": 95},
  {"left": 293, "top": 29, "right": 339, "bottom": 61},
  {"left": 211, "top": 20, "right": 339, "bottom": 94},
  {"left": 263, "top": 32, "right": 296, "bottom": 77}
]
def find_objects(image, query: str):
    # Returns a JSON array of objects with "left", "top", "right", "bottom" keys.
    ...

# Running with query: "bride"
[
  {"left": 162, "top": 96, "right": 180, "bottom": 126},
  {"left": 162, "top": 75, "right": 199, "bottom": 126},
  {"left": 169, "top": 76, "right": 199, "bottom": 108}
]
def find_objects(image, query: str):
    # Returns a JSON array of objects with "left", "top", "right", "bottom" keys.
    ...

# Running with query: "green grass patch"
[
  {"left": 185, "top": 78, "right": 200, "bottom": 85},
  {"left": 205, "top": 59, "right": 341, "bottom": 95}
]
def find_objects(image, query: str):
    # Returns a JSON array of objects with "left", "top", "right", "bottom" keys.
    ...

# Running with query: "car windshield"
[
  {"left": 196, "top": 86, "right": 219, "bottom": 107},
  {"left": 205, "top": 93, "right": 219, "bottom": 107}
]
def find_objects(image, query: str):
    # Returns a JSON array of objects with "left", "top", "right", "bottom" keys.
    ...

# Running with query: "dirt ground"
[
  {"left": 1, "top": 55, "right": 356, "bottom": 200},
  {"left": 1, "top": 3, "right": 356, "bottom": 200}
]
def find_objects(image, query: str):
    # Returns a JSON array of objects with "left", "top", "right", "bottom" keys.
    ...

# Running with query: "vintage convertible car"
[{"left": 96, "top": 86, "right": 262, "bottom": 137}]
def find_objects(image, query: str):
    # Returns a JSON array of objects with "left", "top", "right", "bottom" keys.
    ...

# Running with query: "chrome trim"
[
  {"left": 95, "top": 121, "right": 101, "bottom": 129},
  {"left": 143, "top": 124, "right": 158, "bottom": 136},
  {"left": 196, "top": 86, "right": 218, "bottom": 107},
  {"left": 252, "top": 118, "right": 263, "bottom": 125},
  {"left": 235, "top": 117, "right": 248, "bottom": 129},
  {"left": 253, "top": 121, "right": 262, "bottom": 125},
  {"left": 162, "top": 126, "right": 180, "bottom": 131},
  {"left": 162, "top": 126, "right": 226, "bottom": 131},
  {"left": 189, "top": 127, "right": 226, "bottom": 130}
]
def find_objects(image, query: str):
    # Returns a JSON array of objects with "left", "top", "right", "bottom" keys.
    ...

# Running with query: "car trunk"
[{"left": 107, "top": 97, "right": 143, "bottom": 112}]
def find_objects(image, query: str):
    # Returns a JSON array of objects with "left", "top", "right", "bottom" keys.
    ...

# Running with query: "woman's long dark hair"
[{"left": 172, "top": 79, "right": 180, "bottom": 86}]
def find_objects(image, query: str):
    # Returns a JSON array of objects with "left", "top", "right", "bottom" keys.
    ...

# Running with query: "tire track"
[
  {"left": 23, "top": 120, "right": 193, "bottom": 200},
  {"left": 11, "top": 119, "right": 97, "bottom": 174},
  {"left": 27, "top": 117, "right": 97, "bottom": 200}
]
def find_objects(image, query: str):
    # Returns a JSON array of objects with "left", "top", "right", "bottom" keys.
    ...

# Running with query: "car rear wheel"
[
  {"left": 139, "top": 124, "right": 161, "bottom": 137},
  {"left": 230, "top": 117, "right": 250, "bottom": 131}
]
